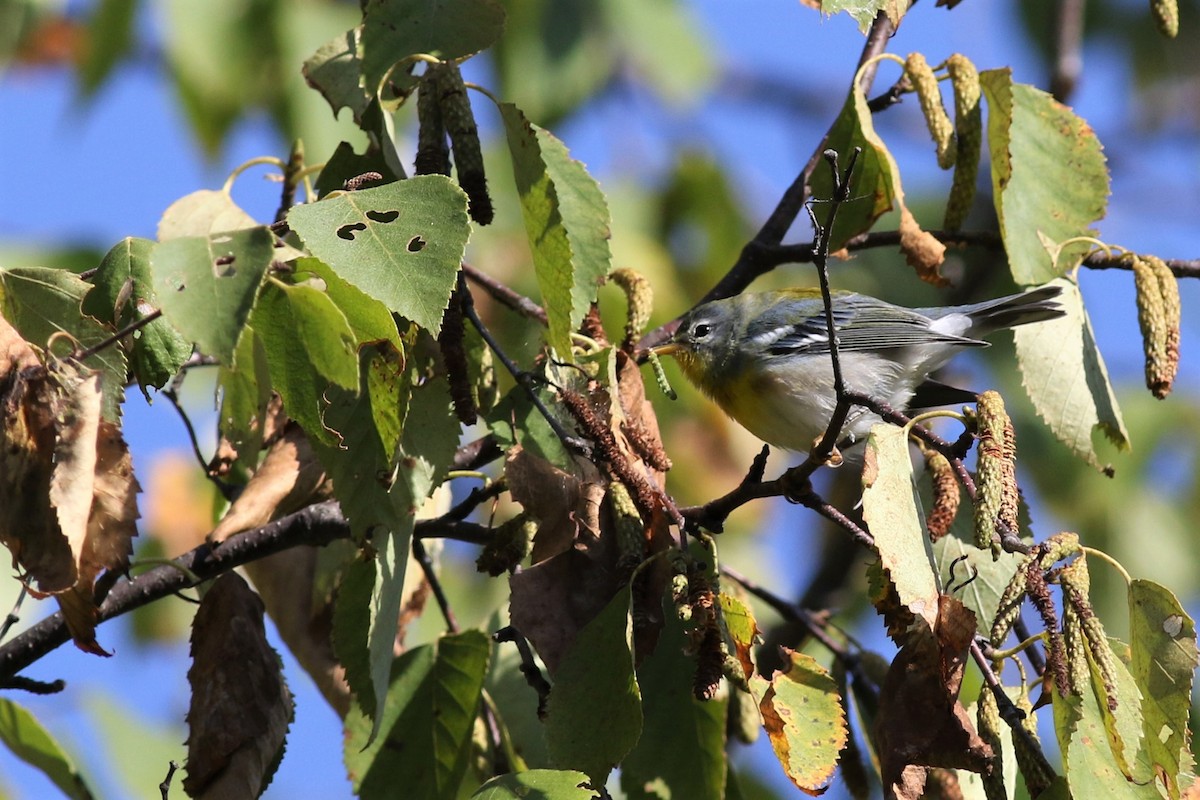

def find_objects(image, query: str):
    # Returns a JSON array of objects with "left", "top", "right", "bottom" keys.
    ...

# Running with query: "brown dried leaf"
[
  {"left": 48, "top": 366, "right": 102, "bottom": 570},
  {"left": 57, "top": 419, "right": 140, "bottom": 653},
  {"left": 184, "top": 573, "right": 293, "bottom": 799},
  {"left": 875, "top": 596, "right": 991, "bottom": 796},
  {"left": 209, "top": 422, "right": 331, "bottom": 544},
  {"left": 505, "top": 447, "right": 604, "bottom": 564},
  {"left": 509, "top": 546, "right": 620, "bottom": 676}
]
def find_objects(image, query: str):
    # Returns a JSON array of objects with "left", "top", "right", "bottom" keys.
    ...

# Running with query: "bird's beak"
[{"left": 650, "top": 341, "right": 682, "bottom": 358}]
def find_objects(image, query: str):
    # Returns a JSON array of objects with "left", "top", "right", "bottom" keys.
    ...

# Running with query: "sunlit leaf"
[
  {"left": 471, "top": 769, "right": 594, "bottom": 799},
  {"left": 150, "top": 226, "right": 275, "bottom": 363},
  {"left": 359, "top": 0, "right": 505, "bottom": 96},
  {"left": 980, "top": 69, "right": 1110, "bottom": 284},
  {"left": 251, "top": 279, "right": 359, "bottom": 443},
  {"left": 1128, "top": 580, "right": 1197, "bottom": 798},
  {"left": 82, "top": 237, "right": 192, "bottom": 395},
  {"left": 500, "top": 103, "right": 612, "bottom": 358},
  {"left": 1013, "top": 277, "right": 1129, "bottom": 473},
  {"left": 821, "top": 0, "right": 909, "bottom": 32},
  {"left": 288, "top": 176, "right": 470, "bottom": 335},
  {"left": 862, "top": 423, "right": 939, "bottom": 631}
]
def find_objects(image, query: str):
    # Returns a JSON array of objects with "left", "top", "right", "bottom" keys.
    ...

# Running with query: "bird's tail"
[{"left": 960, "top": 284, "right": 1065, "bottom": 336}]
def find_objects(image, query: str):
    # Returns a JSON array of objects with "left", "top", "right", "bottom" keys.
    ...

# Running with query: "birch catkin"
[
  {"left": 906, "top": 53, "right": 956, "bottom": 170},
  {"left": 943, "top": 54, "right": 982, "bottom": 231}
]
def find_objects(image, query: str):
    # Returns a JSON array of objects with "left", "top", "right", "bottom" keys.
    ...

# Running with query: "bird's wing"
[{"left": 755, "top": 295, "right": 982, "bottom": 356}]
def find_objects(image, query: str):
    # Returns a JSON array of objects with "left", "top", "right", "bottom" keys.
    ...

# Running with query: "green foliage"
[
  {"left": 0, "top": 699, "right": 93, "bottom": 800},
  {"left": 979, "top": 70, "right": 1110, "bottom": 284},
  {"left": 1014, "top": 277, "right": 1130, "bottom": 473},
  {"left": 500, "top": 103, "right": 612, "bottom": 357},
  {"left": 82, "top": 237, "right": 192, "bottom": 396},
  {"left": 151, "top": 226, "right": 275, "bottom": 363},
  {"left": 471, "top": 770, "right": 594, "bottom": 799},
  {"left": 543, "top": 582, "right": 642, "bottom": 785},
  {"left": 344, "top": 630, "right": 491, "bottom": 798},
  {"left": 287, "top": 177, "right": 471, "bottom": 335}
]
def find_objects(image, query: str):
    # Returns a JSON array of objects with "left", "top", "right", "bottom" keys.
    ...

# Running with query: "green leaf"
[
  {"left": 979, "top": 70, "right": 1110, "bottom": 284},
  {"left": 620, "top": 605, "right": 727, "bottom": 800},
  {"left": 1128, "top": 579, "right": 1197, "bottom": 798},
  {"left": 288, "top": 176, "right": 470, "bottom": 335},
  {"left": 77, "top": 0, "right": 139, "bottom": 96},
  {"left": 251, "top": 279, "right": 359, "bottom": 443},
  {"left": 1013, "top": 277, "right": 1130, "bottom": 473},
  {"left": 471, "top": 770, "right": 594, "bottom": 800},
  {"left": 316, "top": 373, "right": 458, "bottom": 741},
  {"left": 313, "top": 141, "right": 402, "bottom": 199},
  {"left": 295, "top": 257, "right": 401, "bottom": 347},
  {"left": 862, "top": 424, "right": 939, "bottom": 628},
  {"left": 500, "top": 103, "right": 613, "bottom": 357},
  {"left": 1053, "top": 671, "right": 1161, "bottom": 800},
  {"left": 359, "top": 0, "right": 506, "bottom": 96},
  {"left": 806, "top": 85, "right": 901, "bottom": 251},
  {"left": 487, "top": 382, "right": 574, "bottom": 471},
  {"left": 749, "top": 650, "right": 847, "bottom": 795},
  {"left": 0, "top": 266, "right": 128, "bottom": 420},
  {"left": 302, "top": 27, "right": 371, "bottom": 125},
  {"left": 932, "top": 535, "right": 1023, "bottom": 637},
  {"left": 0, "top": 698, "right": 93, "bottom": 800},
  {"left": 150, "top": 226, "right": 275, "bottom": 363},
  {"left": 344, "top": 630, "right": 491, "bottom": 798},
  {"left": 820, "top": 0, "right": 909, "bottom": 32},
  {"left": 157, "top": 189, "right": 261, "bottom": 240},
  {"left": 332, "top": 554, "right": 377, "bottom": 712},
  {"left": 215, "top": 326, "right": 272, "bottom": 473},
  {"left": 82, "top": 237, "right": 192, "bottom": 395},
  {"left": 544, "top": 583, "right": 642, "bottom": 785}
]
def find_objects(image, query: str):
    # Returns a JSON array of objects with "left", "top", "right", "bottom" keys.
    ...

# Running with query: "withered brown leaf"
[{"left": 184, "top": 573, "right": 293, "bottom": 799}]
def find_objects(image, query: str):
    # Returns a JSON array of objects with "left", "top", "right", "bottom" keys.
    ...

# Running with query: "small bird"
[{"left": 653, "top": 285, "right": 1064, "bottom": 453}]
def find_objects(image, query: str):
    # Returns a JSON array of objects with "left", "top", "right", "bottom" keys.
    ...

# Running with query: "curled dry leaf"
[
  {"left": 505, "top": 446, "right": 605, "bottom": 565},
  {"left": 184, "top": 573, "right": 294, "bottom": 800},
  {"left": 209, "top": 421, "right": 331, "bottom": 544},
  {"left": 0, "top": 317, "right": 139, "bottom": 651},
  {"left": 875, "top": 595, "right": 992, "bottom": 799}
]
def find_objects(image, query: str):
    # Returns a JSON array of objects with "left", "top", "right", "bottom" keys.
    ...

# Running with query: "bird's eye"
[{"left": 692, "top": 323, "right": 711, "bottom": 339}]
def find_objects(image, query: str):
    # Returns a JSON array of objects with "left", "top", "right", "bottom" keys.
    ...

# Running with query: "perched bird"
[{"left": 653, "top": 285, "right": 1064, "bottom": 453}]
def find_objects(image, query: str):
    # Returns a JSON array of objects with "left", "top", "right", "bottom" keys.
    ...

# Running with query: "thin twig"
[
  {"left": 160, "top": 761, "right": 179, "bottom": 800},
  {"left": 412, "top": 539, "right": 459, "bottom": 633},
  {"left": 0, "top": 586, "right": 28, "bottom": 643},
  {"left": 0, "top": 675, "right": 66, "bottom": 694},
  {"left": 462, "top": 264, "right": 547, "bottom": 325},
  {"left": 74, "top": 309, "right": 163, "bottom": 361},
  {"left": 161, "top": 387, "right": 235, "bottom": 500},
  {"left": 274, "top": 141, "right": 305, "bottom": 224},
  {"left": 493, "top": 626, "right": 551, "bottom": 719},
  {"left": 970, "top": 638, "right": 1057, "bottom": 777},
  {"left": 460, "top": 283, "right": 590, "bottom": 455},
  {"left": 453, "top": 434, "right": 504, "bottom": 472}
]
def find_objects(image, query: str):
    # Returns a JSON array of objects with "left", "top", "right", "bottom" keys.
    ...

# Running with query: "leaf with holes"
[
  {"left": 359, "top": 0, "right": 506, "bottom": 96},
  {"left": 288, "top": 177, "right": 470, "bottom": 336},
  {"left": 0, "top": 267, "right": 128, "bottom": 420},
  {"left": 82, "top": 237, "right": 192, "bottom": 395},
  {"left": 150, "top": 227, "right": 275, "bottom": 363},
  {"left": 500, "top": 103, "right": 612, "bottom": 357}
]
